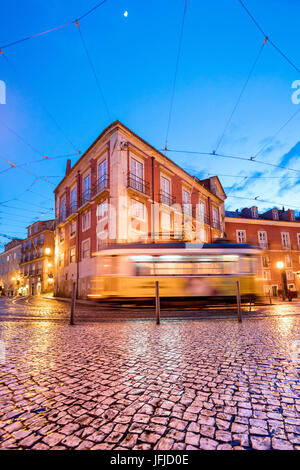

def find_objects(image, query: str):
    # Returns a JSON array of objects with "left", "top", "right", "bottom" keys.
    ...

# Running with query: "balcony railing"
[
  {"left": 160, "top": 190, "right": 175, "bottom": 206},
  {"left": 212, "top": 220, "right": 222, "bottom": 231},
  {"left": 127, "top": 173, "right": 150, "bottom": 196},
  {"left": 92, "top": 175, "right": 108, "bottom": 197},
  {"left": 80, "top": 189, "right": 91, "bottom": 207}
]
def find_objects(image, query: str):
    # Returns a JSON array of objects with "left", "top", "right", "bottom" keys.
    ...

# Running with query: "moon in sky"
[{"left": 124, "top": 11, "right": 128, "bottom": 17}]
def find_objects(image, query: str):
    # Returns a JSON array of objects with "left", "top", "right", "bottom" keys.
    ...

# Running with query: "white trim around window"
[
  {"left": 82, "top": 210, "right": 91, "bottom": 232},
  {"left": 236, "top": 229, "right": 246, "bottom": 244}
]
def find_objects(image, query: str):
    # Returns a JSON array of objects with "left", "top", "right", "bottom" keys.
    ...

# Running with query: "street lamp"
[
  {"left": 45, "top": 248, "right": 51, "bottom": 255},
  {"left": 277, "top": 261, "right": 288, "bottom": 301}
]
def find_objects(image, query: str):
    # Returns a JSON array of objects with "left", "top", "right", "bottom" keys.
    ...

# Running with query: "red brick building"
[
  {"left": 54, "top": 121, "right": 226, "bottom": 298},
  {"left": 19, "top": 220, "right": 55, "bottom": 295},
  {"left": 225, "top": 207, "right": 300, "bottom": 297}
]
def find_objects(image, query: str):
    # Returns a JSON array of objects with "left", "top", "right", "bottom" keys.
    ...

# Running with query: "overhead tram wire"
[
  {"left": 237, "top": 0, "right": 300, "bottom": 74},
  {"left": 214, "top": 36, "right": 268, "bottom": 154},
  {"left": 227, "top": 194, "right": 300, "bottom": 211},
  {"left": 164, "top": 0, "right": 188, "bottom": 152},
  {"left": 253, "top": 107, "right": 300, "bottom": 159},
  {"left": 0, "top": 0, "right": 110, "bottom": 51},
  {"left": 0, "top": 152, "right": 79, "bottom": 176},
  {"left": 182, "top": 168, "right": 300, "bottom": 180},
  {"left": 75, "top": 20, "right": 111, "bottom": 120},
  {"left": 164, "top": 148, "right": 300, "bottom": 174}
]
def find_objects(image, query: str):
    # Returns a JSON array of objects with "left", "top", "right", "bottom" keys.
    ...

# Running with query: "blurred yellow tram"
[{"left": 89, "top": 240, "right": 262, "bottom": 303}]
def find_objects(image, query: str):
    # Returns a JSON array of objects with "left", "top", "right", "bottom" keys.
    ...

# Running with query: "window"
[
  {"left": 98, "top": 159, "right": 107, "bottom": 191},
  {"left": 286, "top": 270, "right": 294, "bottom": 280},
  {"left": 70, "top": 247, "right": 76, "bottom": 263},
  {"left": 71, "top": 187, "right": 77, "bottom": 212},
  {"left": 97, "top": 200, "right": 108, "bottom": 220},
  {"left": 236, "top": 230, "right": 246, "bottom": 244},
  {"left": 161, "top": 212, "right": 171, "bottom": 231},
  {"left": 130, "top": 158, "right": 144, "bottom": 191},
  {"left": 131, "top": 199, "right": 144, "bottom": 219},
  {"left": 161, "top": 176, "right": 171, "bottom": 205},
  {"left": 297, "top": 234, "right": 300, "bottom": 249},
  {"left": 199, "top": 201, "right": 206, "bottom": 223},
  {"left": 60, "top": 228, "right": 65, "bottom": 242},
  {"left": 60, "top": 198, "right": 66, "bottom": 221},
  {"left": 82, "top": 239, "right": 90, "bottom": 259},
  {"left": 83, "top": 174, "right": 91, "bottom": 203},
  {"left": 262, "top": 256, "right": 270, "bottom": 268},
  {"left": 182, "top": 189, "right": 191, "bottom": 216},
  {"left": 39, "top": 247, "right": 43, "bottom": 257},
  {"left": 281, "top": 232, "right": 290, "bottom": 249},
  {"left": 212, "top": 208, "right": 219, "bottom": 229},
  {"left": 70, "top": 221, "right": 76, "bottom": 238},
  {"left": 40, "top": 234, "right": 44, "bottom": 245},
  {"left": 82, "top": 210, "right": 91, "bottom": 231},
  {"left": 258, "top": 231, "right": 268, "bottom": 249},
  {"left": 28, "top": 239, "right": 31, "bottom": 249},
  {"left": 263, "top": 270, "right": 271, "bottom": 280},
  {"left": 285, "top": 255, "right": 292, "bottom": 268}
]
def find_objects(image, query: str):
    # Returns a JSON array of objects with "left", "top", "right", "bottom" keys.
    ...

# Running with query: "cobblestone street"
[{"left": 0, "top": 297, "right": 300, "bottom": 450}]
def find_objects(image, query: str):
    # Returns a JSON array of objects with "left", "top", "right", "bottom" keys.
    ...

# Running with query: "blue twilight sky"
[{"left": 0, "top": 0, "right": 300, "bottom": 246}]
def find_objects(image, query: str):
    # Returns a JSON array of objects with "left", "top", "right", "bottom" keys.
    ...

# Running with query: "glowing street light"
[
  {"left": 45, "top": 248, "right": 51, "bottom": 255},
  {"left": 277, "top": 261, "right": 288, "bottom": 301}
]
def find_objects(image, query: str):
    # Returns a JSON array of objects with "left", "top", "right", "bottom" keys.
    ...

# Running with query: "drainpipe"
[
  {"left": 151, "top": 156, "right": 155, "bottom": 242},
  {"left": 208, "top": 196, "right": 213, "bottom": 243}
]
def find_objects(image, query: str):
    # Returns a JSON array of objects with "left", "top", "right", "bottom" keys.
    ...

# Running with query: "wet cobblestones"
[{"left": 0, "top": 312, "right": 300, "bottom": 450}]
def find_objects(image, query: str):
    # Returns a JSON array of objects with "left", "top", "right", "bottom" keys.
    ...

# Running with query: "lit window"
[
  {"left": 285, "top": 255, "right": 292, "bottom": 268},
  {"left": 97, "top": 200, "right": 108, "bottom": 220},
  {"left": 161, "top": 212, "right": 171, "bottom": 230},
  {"left": 70, "top": 247, "right": 76, "bottom": 263},
  {"left": 82, "top": 239, "right": 90, "bottom": 259},
  {"left": 70, "top": 221, "right": 76, "bottom": 237},
  {"left": 131, "top": 199, "right": 144, "bottom": 220}
]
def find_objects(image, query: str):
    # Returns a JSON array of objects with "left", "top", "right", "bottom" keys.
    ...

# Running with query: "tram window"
[{"left": 133, "top": 255, "right": 241, "bottom": 276}]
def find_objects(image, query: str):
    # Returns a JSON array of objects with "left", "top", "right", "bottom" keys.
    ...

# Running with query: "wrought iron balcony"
[
  {"left": 67, "top": 201, "right": 78, "bottom": 217},
  {"left": 92, "top": 174, "right": 108, "bottom": 197},
  {"left": 127, "top": 173, "right": 150, "bottom": 196},
  {"left": 212, "top": 220, "right": 222, "bottom": 231},
  {"left": 79, "top": 189, "right": 91, "bottom": 207},
  {"left": 159, "top": 190, "right": 175, "bottom": 206}
]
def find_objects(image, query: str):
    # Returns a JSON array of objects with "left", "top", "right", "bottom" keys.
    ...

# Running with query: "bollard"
[
  {"left": 70, "top": 281, "right": 76, "bottom": 325},
  {"left": 236, "top": 280, "right": 242, "bottom": 323},
  {"left": 155, "top": 281, "right": 160, "bottom": 325},
  {"left": 269, "top": 290, "right": 272, "bottom": 305}
]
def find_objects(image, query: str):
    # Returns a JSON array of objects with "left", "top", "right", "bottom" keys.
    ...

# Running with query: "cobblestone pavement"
[
  {"left": 1, "top": 295, "right": 300, "bottom": 322},
  {"left": 0, "top": 314, "right": 300, "bottom": 450}
]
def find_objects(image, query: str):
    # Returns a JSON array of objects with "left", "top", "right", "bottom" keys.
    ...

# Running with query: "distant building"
[
  {"left": 225, "top": 207, "right": 300, "bottom": 297},
  {"left": 19, "top": 220, "right": 55, "bottom": 295},
  {"left": 54, "top": 121, "right": 226, "bottom": 298},
  {"left": 0, "top": 239, "right": 23, "bottom": 295}
]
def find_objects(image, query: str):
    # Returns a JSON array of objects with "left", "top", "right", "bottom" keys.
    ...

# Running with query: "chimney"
[{"left": 65, "top": 159, "right": 71, "bottom": 177}]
